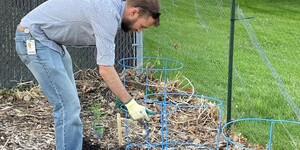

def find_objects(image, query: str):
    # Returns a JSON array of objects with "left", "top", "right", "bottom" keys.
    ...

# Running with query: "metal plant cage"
[
  {"left": 222, "top": 118, "right": 300, "bottom": 150},
  {"left": 118, "top": 57, "right": 224, "bottom": 149}
]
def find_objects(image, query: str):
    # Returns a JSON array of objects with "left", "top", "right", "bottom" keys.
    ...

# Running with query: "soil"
[{"left": 0, "top": 69, "right": 265, "bottom": 150}]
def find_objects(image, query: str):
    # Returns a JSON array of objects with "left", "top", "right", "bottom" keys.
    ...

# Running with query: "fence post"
[
  {"left": 135, "top": 32, "right": 143, "bottom": 67},
  {"left": 227, "top": 0, "right": 236, "bottom": 126}
]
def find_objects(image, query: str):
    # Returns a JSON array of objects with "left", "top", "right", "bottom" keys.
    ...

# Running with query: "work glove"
[{"left": 125, "top": 99, "right": 156, "bottom": 121}]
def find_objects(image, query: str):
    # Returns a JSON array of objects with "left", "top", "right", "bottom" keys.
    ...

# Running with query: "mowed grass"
[{"left": 142, "top": 0, "right": 300, "bottom": 149}]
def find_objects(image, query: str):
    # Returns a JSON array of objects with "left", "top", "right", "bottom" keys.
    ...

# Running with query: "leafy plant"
[{"left": 89, "top": 102, "right": 108, "bottom": 138}]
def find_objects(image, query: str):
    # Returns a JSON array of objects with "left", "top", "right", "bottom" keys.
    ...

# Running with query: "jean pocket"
[{"left": 15, "top": 40, "right": 31, "bottom": 65}]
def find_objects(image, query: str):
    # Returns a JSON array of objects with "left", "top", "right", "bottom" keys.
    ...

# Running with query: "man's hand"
[{"left": 125, "top": 99, "right": 156, "bottom": 121}]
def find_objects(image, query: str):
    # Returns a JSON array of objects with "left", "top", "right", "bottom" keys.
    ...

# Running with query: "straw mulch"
[{"left": 0, "top": 69, "right": 265, "bottom": 150}]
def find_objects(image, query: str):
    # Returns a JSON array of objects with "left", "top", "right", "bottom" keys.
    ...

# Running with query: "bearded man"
[{"left": 14, "top": 0, "right": 160, "bottom": 149}]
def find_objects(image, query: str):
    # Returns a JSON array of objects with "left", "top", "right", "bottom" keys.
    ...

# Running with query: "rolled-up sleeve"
[{"left": 90, "top": 3, "right": 120, "bottom": 66}]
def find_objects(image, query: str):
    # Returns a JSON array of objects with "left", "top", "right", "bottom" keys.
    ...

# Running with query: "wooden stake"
[{"left": 117, "top": 113, "right": 123, "bottom": 145}]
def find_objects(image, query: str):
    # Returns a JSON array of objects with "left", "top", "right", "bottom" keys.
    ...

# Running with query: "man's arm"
[
  {"left": 98, "top": 65, "right": 156, "bottom": 121},
  {"left": 98, "top": 65, "right": 132, "bottom": 103}
]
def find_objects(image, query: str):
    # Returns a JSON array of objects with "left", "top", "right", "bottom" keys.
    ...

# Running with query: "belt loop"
[{"left": 24, "top": 28, "right": 30, "bottom": 34}]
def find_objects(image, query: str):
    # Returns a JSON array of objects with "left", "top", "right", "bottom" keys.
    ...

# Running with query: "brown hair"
[{"left": 126, "top": 0, "right": 160, "bottom": 26}]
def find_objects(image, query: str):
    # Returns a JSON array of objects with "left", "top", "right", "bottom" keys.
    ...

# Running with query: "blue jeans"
[{"left": 15, "top": 29, "right": 83, "bottom": 150}]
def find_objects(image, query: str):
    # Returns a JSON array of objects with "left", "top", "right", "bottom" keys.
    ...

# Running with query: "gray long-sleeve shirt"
[{"left": 20, "top": 0, "right": 126, "bottom": 66}]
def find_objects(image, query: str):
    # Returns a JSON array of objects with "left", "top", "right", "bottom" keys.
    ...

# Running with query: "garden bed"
[{"left": 0, "top": 69, "right": 264, "bottom": 150}]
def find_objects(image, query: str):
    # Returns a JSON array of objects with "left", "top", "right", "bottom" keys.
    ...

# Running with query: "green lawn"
[{"left": 143, "top": 0, "right": 300, "bottom": 149}]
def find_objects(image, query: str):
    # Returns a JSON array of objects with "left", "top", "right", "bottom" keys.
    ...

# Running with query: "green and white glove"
[{"left": 125, "top": 99, "right": 156, "bottom": 121}]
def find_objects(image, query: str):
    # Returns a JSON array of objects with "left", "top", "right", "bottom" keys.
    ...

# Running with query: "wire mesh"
[
  {"left": 143, "top": 0, "right": 232, "bottom": 101},
  {"left": 142, "top": 1, "right": 300, "bottom": 149},
  {"left": 222, "top": 118, "right": 300, "bottom": 150}
]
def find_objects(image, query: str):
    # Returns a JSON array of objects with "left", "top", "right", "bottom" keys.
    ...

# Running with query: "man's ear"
[{"left": 130, "top": 7, "right": 140, "bottom": 17}]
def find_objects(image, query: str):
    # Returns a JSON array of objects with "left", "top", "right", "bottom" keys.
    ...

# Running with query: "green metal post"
[{"left": 227, "top": 0, "right": 236, "bottom": 125}]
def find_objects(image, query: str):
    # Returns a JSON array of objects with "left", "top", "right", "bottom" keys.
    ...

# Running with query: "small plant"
[
  {"left": 93, "top": 123, "right": 104, "bottom": 139},
  {"left": 90, "top": 103, "right": 108, "bottom": 138}
]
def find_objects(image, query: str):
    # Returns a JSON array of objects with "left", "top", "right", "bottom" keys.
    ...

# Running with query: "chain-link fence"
[{"left": 0, "top": 0, "right": 137, "bottom": 88}]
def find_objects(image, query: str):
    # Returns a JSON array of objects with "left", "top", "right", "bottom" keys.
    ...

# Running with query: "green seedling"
[{"left": 90, "top": 103, "right": 108, "bottom": 139}]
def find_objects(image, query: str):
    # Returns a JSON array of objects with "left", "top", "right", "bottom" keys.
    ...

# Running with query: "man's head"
[{"left": 121, "top": 0, "right": 160, "bottom": 32}]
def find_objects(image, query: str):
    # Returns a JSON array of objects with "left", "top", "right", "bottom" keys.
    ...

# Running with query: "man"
[{"left": 14, "top": 0, "right": 160, "bottom": 149}]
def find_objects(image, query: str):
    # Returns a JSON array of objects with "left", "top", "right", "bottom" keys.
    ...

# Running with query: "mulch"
[{"left": 0, "top": 69, "right": 265, "bottom": 150}]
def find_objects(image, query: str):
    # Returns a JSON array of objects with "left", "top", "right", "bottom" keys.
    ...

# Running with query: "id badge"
[{"left": 26, "top": 40, "right": 36, "bottom": 55}]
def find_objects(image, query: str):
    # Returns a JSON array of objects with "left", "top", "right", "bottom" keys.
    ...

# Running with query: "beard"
[{"left": 121, "top": 17, "right": 137, "bottom": 33}]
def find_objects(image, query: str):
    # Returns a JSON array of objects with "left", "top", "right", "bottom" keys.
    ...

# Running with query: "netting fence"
[
  {"left": 142, "top": 0, "right": 300, "bottom": 149},
  {"left": 0, "top": 0, "right": 137, "bottom": 88}
]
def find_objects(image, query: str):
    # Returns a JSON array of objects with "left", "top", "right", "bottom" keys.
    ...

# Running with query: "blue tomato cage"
[
  {"left": 222, "top": 118, "right": 300, "bottom": 150},
  {"left": 121, "top": 93, "right": 224, "bottom": 150}
]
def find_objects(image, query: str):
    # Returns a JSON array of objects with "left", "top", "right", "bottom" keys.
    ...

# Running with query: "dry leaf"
[
  {"left": 187, "top": 126, "right": 196, "bottom": 133},
  {"left": 14, "top": 90, "right": 23, "bottom": 100},
  {"left": 23, "top": 94, "right": 32, "bottom": 101},
  {"left": 193, "top": 138, "right": 201, "bottom": 144}
]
